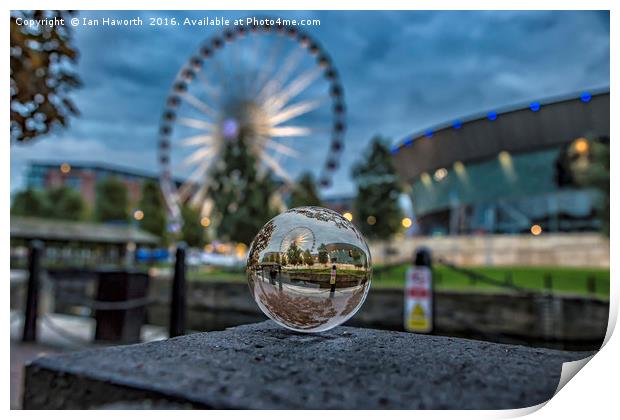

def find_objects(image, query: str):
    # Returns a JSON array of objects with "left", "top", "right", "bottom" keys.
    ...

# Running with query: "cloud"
[{"left": 10, "top": 10, "right": 610, "bottom": 198}]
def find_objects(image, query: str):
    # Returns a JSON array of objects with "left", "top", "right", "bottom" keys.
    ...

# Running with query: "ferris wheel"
[
  {"left": 279, "top": 226, "right": 316, "bottom": 254},
  {"left": 158, "top": 19, "right": 346, "bottom": 226}
]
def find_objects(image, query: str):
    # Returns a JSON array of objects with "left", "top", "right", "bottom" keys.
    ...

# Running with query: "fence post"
[
  {"left": 169, "top": 243, "right": 187, "bottom": 338},
  {"left": 543, "top": 273, "right": 553, "bottom": 293},
  {"left": 22, "top": 240, "right": 43, "bottom": 342},
  {"left": 587, "top": 275, "right": 596, "bottom": 295}
]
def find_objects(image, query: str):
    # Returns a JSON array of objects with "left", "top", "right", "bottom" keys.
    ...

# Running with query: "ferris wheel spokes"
[
  {"left": 268, "top": 97, "right": 324, "bottom": 126},
  {"left": 268, "top": 126, "right": 313, "bottom": 137},
  {"left": 260, "top": 138, "right": 299, "bottom": 158},
  {"left": 258, "top": 46, "right": 305, "bottom": 102},
  {"left": 177, "top": 117, "right": 215, "bottom": 131},
  {"left": 182, "top": 147, "right": 218, "bottom": 168},
  {"left": 178, "top": 91, "right": 219, "bottom": 119},
  {"left": 180, "top": 134, "right": 215, "bottom": 147},
  {"left": 176, "top": 159, "right": 214, "bottom": 203},
  {"left": 257, "top": 149, "right": 294, "bottom": 184},
  {"left": 158, "top": 20, "right": 347, "bottom": 224},
  {"left": 195, "top": 70, "right": 221, "bottom": 100},
  {"left": 252, "top": 34, "right": 286, "bottom": 96},
  {"left": 265, "top": 66, "right": 323, "bottom": 112}
]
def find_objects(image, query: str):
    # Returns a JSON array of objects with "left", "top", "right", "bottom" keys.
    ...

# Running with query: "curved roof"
[
  {"left": 10, "top": 217, "right": 159, "bottom": 245},
  {"left": 392, "top": 91, "right": 609, "bottom": 182}
]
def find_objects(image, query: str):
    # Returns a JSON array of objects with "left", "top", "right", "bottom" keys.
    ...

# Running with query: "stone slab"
[{"left": 23, "top": 321, "right": 593, "bottom": 409}]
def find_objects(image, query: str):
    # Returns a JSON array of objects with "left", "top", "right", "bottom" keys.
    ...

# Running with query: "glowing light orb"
[
  {"left": 221, "top": 118, "right": 239, "bottom": 140},
  {"left": 246, "top": 206, "right": 372, "bottom": 332}
]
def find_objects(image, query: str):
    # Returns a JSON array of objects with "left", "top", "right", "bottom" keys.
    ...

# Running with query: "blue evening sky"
[{"left": 10, "top": 10, "right": 610, "bottom": 197}]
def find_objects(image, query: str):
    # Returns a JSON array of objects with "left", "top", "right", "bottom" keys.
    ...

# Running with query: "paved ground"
[
  {"left": 10, "top": 311, "right": 167, "bottom": 409},
  {"left": 23, "top": 320, "right": 593, "bottom": 409},
  {"left": 10, "top": 341, "right": 62, "bottom": 409}
]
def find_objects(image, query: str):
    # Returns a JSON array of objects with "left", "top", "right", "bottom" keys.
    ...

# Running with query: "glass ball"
[{"left": 246, "top": 206, "right": 372, "bottom": 332}]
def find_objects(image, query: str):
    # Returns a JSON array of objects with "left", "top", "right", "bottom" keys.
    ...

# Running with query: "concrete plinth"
[{"left": 23, "top": 321, "right": 592, "bottom": 409}]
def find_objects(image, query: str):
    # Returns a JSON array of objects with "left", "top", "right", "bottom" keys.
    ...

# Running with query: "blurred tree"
[
  {"left": 287, "top": 242, "right": 302, "bottom": 266},
  {"left": 95, "top": 177, "right": 128, "bottom": 222},
  {"left": 11, "top": 188, "right": 48, "bottom": 217},
  {"left": 12, "top": 186, "right": 84, "bottom": 220},
  {"left": 138, "top": 180, "right": 167, "bottom": 242},
  {"left": 352, "top": 136, "right": 403, "bottom": 240},
  {"left": 289, "top": 172, "right": 322, "bottom": 208},
  {"left": 46, "top": 186, "right": 84, "bottom": 220},
  {"left": 181, "top": 204, "right": 203, "bottom": 248},
  {"left": 318, "top": 243, "right": 329, "bottom": 264},
  {"left": 303, "top": 249, "right": 313, "bottom": 266},
  {"left": 209, "top": 137, "right": 278, "bottom": 246},
  {"left": 11, "top": 10, "right": 81, "bottom": 142}
]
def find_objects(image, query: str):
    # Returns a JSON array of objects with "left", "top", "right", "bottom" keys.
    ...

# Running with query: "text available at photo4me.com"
[{"left": 13, "top": 15, "right": 322, "bottom": 29}]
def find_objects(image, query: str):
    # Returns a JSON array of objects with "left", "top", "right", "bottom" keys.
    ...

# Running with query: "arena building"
[{"left": 391, "top": 90, "right": 609, "bottom": 235}]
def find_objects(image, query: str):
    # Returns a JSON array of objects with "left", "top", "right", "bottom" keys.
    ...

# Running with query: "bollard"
[
  {"left": 404, "top": 247, "right": 434, "bottom": 333},
  {"left": 169, "top": 243, "right": 187, "bottom": 338},
  {"left": 22, "top": 240, "right": 43, "bottom": 342},
  {"left": 95, "top": 269, "right": 149, "bottom": 344}
]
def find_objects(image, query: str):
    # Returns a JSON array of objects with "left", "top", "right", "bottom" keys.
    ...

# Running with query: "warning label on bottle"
[{"left": 404, "top": 266, "right": 433, "bottom": 333}]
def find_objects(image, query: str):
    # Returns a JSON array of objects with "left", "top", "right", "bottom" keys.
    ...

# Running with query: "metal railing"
[{"left": 19, "top": 240, "right": 188, "bottom": 344}]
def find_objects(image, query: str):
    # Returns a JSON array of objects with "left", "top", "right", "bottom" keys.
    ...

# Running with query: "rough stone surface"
[{"left": 23, "top": 321, "right": 593, "bottom": 409}]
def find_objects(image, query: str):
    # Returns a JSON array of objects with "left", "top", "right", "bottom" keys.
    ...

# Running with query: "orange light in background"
[
  {"left": 60, "top": 163, "right": 71, "bottom": 174},
  {"left": 530, "top": 224, "right": 542, "bottom": 236},
  {"left": 343, "top": 212, "right": 353, "bottom": 222},
  {"left": 574, "top": 138, "right": 589, "bottom": 154},
  {"left": 433, "top": 167, "right": 448, "bottom": 182},
  {"left": 133, "top": 209, "right": 144, "bottom": 221},
  {"left": 204, "top": 244, "right": 214, "bottom": 253},
  {"left": 366, "top": 215, "right": 376, "bottom": 225},
  {"left": 200, "top": 216, "right": 211, "bottom": 227},
  {"left": 420, "top": 172, "right": 432, "bottom": 187},
  {"left": 235, "top": 243, "right": 247, "bottom": 256},
  {"left": 402, "top": 217, "right": 413, "bottom": 228},
  {"left": 498, "top": 151, "right": 511, "bottom": 165}
]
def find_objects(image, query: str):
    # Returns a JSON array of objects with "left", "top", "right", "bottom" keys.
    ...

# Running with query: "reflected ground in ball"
[{"left": 247, "top": 207, "right": 372, "bottom": 332}]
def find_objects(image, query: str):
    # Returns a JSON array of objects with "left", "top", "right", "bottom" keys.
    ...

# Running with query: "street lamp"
[{"left": 133, "top": 209, "right": 144, "bottom": 221}]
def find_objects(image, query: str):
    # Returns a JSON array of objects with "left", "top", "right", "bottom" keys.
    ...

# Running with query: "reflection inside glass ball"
[{"left": 247, "top": 206, "right": 372, "bottom": 332}]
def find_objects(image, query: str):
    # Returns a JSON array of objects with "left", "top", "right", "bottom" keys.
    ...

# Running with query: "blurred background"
[{"left": 10, "top": 10, "right": 609, "bottom": 408}]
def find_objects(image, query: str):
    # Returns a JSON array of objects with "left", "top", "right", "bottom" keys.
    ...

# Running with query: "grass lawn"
[
  {"left": 188, "top": 264, "right": 610, "bottom": 299},
  {"left": 374, "top": 264, "right": 610, "bottom": 298}
]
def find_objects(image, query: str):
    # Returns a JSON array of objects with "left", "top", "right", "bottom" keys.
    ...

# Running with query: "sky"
[{"left": 10, "top": 10, "right": 610, "bottom": 198}]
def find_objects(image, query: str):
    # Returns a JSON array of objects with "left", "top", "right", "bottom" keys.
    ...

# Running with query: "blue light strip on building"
[{"left": 393, "top": 92, "right": 598, "bottom": 153}]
